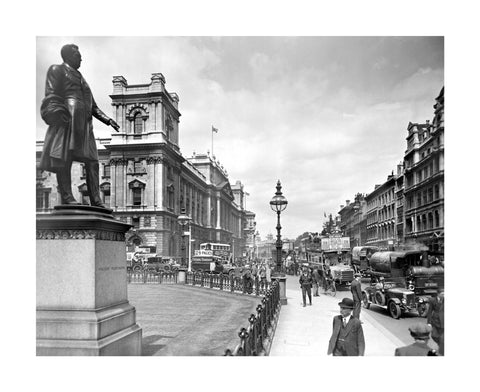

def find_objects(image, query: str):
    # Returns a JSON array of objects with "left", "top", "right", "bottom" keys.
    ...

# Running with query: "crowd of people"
[{"left": 241, "top": 261, "right": 272, "bottom": 294}]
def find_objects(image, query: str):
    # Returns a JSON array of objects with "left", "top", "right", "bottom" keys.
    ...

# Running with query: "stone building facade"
[
  {"left": 403, "top": 87, "right": 444, "bottom": 255},
  {"left": 365, "top": 174, "right": 398, "bottom": 249},
  {"left": 36, "top": 73, "right": 252, "bottom": 261},
  {"left": 338, "top": 193, "right": 367, "bottom": 248}
]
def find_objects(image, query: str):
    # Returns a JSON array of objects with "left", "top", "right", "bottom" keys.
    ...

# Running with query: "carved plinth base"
[{"left": 36, "top": 207, "right": 142, "bottom": 356}]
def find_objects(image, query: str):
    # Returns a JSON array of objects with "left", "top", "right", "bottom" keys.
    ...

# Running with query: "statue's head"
[{"left": 61, "top": 44, "right": 81, "bottom": 69}]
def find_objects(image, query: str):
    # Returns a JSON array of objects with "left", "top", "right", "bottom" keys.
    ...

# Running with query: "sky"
[{"left": 36, "top": 36, "right": 444, "bottom": 239}]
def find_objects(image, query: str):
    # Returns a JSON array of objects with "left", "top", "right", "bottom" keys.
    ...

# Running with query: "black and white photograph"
[
  {"left": 34, "top": 35, "right": 445, "bottom": 358},
  {"left": 4, "top": 1, "right": 480, "bottom": 391}
]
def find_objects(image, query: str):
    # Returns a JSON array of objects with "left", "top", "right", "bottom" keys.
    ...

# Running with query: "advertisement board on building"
[{"left": 321, "top": 237, "right": 350, "bottom": 251}]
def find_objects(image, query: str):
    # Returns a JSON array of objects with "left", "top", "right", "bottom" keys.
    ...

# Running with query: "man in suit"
[
  {"left": 395, "top": 323, "right": 436, "bottom": 356},
  {"left": 328, "top": 298, "right": 365, "bottom": 356},
  {"left": 299, "top": 269, "right": 313, "bottom": 307},
  {"left": 351, "top": 273, "right": 363, "bottom": 319},
  {"left": 39, "top": 44, "right": 120, "bottom": 209},
  {"left": 427, "top": 288, "right": 444, "bottom": 355},
  {"left": 312, "top": 268, "right": 321, "bottom": 296}
]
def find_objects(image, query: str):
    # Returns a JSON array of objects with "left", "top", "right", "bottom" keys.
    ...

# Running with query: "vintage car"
[
  {"left": 362, "top": 278, "right": 418, "bottom": 319},
  {"left": 365, "top": 250, "right": 444, "bottom": 318},
  {"left": 144, "top": 257, "right": 178, "bottom": 273}
]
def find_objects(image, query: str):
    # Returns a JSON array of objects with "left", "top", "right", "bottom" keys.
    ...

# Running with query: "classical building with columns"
[
  {"left": 403, "top": 87, "right": 444, "bottom": 255},
  {"left": 36, "top": 73, "right": 252, "bottom": 261}
]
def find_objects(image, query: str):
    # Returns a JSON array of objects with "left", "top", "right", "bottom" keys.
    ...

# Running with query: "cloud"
[{"left": 36, "top": 37, "right": 444, "bottom": 239}]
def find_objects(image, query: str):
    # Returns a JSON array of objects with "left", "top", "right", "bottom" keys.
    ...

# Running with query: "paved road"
[{"left": 127, "top": 283, "right": 260, "bottom": 355}]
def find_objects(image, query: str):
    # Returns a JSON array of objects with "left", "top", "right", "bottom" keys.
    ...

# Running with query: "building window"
[
  {"left": 134, "top": 113, "right": 143, "bottom": 134},
  {"left": 417, "top": 193, "right": 422, "bottom": 207},
  {"left": 103, "top": 164, "right": 111, "bottom": 178},
  {"left": 428, "top": 187, "right": 433, "bottom": 203},
  {"left": 167, "top": 166, "right": 174, "bottom": 180},
  {"left": 36, "top": 189, "right": 50, "bottom": 209},
  {"left": 428, "top": 213, "right": 433, "bottom": 229},
  {"left": 134, "top": 161, "right": 143, "bottom": 173},
  {"left": 132, "top": 188, "right": 142, "bottom": 206},
  {"left": 435, "top": 184, "right": 440, "bottom": 199},
  {"left": 435, "top": 210, "right": 440, "bottom": 227},
  {"left": 423, "top": 190, "right": 428, "bottom": 205},
  {"left": 167, "top": 185, "right": 175, "bottom": 210},
  {"left": 416, "top": 216, "right": 421, "bottom": 231},
  {"left": 132, "top": 217, "right": 140, "bottom": 229}
]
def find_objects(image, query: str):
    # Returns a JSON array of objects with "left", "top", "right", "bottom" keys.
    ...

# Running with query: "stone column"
[{"left": 36, "top": 206, "right": 142, "bottom": 355}]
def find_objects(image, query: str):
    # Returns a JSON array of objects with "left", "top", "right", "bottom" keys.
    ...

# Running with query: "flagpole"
[{"left": 212, "top": 126, "right": 214, "bottom": 157}]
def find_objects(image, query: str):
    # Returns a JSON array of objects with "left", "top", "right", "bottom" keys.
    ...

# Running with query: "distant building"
[
  {"left": 338, "top": 193, "right": 367, "bottom": 248},
  {"left": 403, "top": 87, "right": 444, "bottom": 255},
  {"left": 365, "top": 174, "right": 397, "bottom": 249},
  {"left": 36, "top": 73, "right": 253, "bottom": 261}
]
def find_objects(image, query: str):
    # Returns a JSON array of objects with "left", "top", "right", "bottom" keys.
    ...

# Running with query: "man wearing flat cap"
[
  {"left": 328, "top": 298, "right": 365, "bottom": 356},
  {"left": 394, "top": 323, "right": 435, "bottom": 356},
  {"left": 351, "top": 273, "right": 363, "bottom": 319},
  {"left": 39, "top": 44, "right": 120, "bottom": 209}
]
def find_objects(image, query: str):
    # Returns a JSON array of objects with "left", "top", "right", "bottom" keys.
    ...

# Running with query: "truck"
[
  {"left": 351, "top": 246, "right": 380, "bottom": 276},
  {"left": 362, "top": 250, "right": 444, "bottom": 319},
  {"left": 191, "top": 255, "right": 224, "bottom": 273}
]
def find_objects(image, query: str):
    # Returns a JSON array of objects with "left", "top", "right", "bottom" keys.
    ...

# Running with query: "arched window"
[
  {"left": 428, "top": 213, "right": 433, "bottom": 229},
  {"left": 134, "top": 113, "right": 143, "bottom": 134},
  {"left": 435, "top": 210, "right": 440, "bottom": 227}
]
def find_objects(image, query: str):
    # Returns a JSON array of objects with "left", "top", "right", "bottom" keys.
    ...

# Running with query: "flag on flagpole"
[
  {"left": 212, "top": 126, "right": 218, "bottom": 133},
  {"left": 324, "top": 212, "right": 327, "bottom": 218}
]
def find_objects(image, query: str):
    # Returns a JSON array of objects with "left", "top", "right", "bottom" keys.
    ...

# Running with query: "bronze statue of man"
[{"left": 39, "top": 44, "right": 120, "bottom": 209}]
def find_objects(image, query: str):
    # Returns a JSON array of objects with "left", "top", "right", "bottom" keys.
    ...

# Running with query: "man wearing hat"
[
  {"left": 394, "top": 323, "right": 435, "bottom": 356},
  {"left": 351, "top": 273, "right": 363, "bottom": 319},
  {"left": 327, "top": 298, "right": 365, "bottom": 356},
  {"left": 427, "top": 288, "right": 444, "bottom": 355}
]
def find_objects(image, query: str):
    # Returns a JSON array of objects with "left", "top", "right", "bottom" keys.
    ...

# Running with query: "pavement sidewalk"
[{"left": 269, "top": 285, "right": 404, "bottom": 356}]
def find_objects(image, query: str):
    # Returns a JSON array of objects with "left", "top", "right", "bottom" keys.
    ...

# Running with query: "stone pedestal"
[
  {"left": 36, "top": 206, "right": 142, "bottom": 356},
  {"left": 272, "top": 274, "right": 288, "bottom": 305},
  {"left": 177, "top": 268, "right": 187, "bottom": 284}
]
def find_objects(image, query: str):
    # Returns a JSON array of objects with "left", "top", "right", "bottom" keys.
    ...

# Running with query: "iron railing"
[
  {"left": 185, "top": 271, "right": 272, "bottom": 296},
  {"left": 224, "top": 279, "right": 281, "bottom": 356},
  {"left": 127, "top": 269, "right": 178, "bottom": 284}
]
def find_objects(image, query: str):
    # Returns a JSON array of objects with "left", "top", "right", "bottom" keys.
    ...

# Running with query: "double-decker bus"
[{"left": 199, "top": 243, "right": 231, "bottom": 262}]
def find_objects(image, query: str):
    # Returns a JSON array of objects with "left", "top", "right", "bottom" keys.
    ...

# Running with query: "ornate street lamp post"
[
  {"left": 269, "top": 180, "right": 288, "bottom": 305},
  {"left": 270, "top": 180, "right": 288, "bottom": 275},
  {"left": 178, "top": 208, "right": 192, "bottom": 272}
]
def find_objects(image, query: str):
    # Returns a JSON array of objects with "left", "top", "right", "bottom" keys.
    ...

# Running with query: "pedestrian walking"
[
  {"left": 259, "top": 264, "right": 267, "bottom": 290},
  {"left": 351, "top": 273, "right": 363, "bottom": 319},
  {"left": 251, "top": 263, "right": 258, "bottom": 278},
  {"left": 242, "top": 270, "right": 254, "bottom": 294},
  {"left": 327, "top": 298, "right": 365, "bottom": 356},
  {"left": 312, "top": 268, "right": 321, "bottom": 296},
  {"left": 293, "top": 260, "right": 299, "bottom": 276},
  {"left": 265, "top": 262, "right": 271, "bottom": 284},
  {"left": 427, "top": 288, "right": 444, "bottom": 355},
  {"left": 299, "top": 269, "right": 313, "bottom": 307},
  {"left": 394, "top": 323, "right": 436, "bottom": 356}
]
